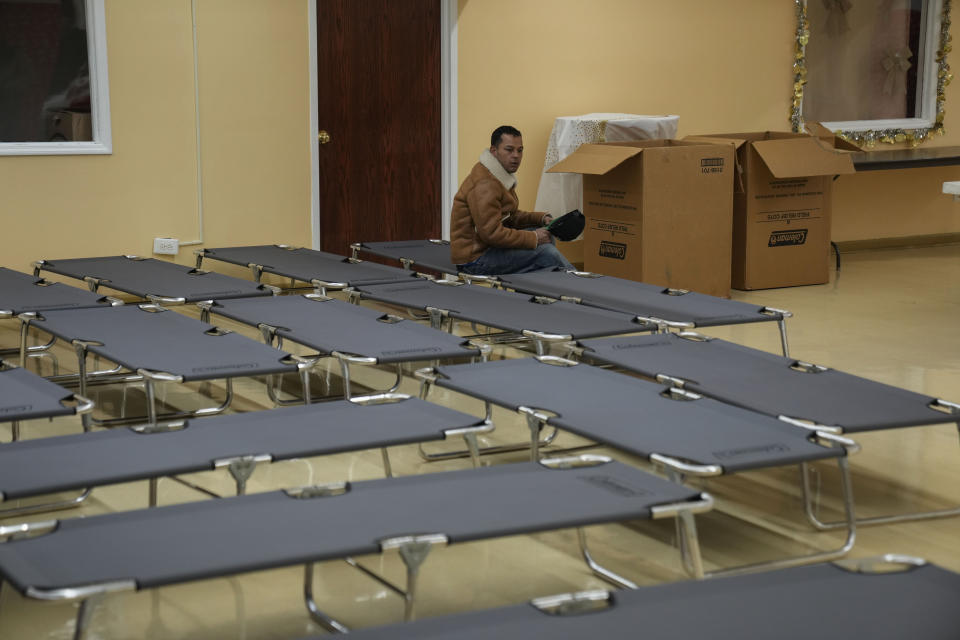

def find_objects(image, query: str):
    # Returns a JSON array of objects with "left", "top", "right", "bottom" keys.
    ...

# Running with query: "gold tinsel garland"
[{"left": 791, "top": 0, "right": 953, "bottom": 147}]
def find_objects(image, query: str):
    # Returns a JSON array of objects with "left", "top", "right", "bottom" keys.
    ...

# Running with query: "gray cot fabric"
[
  {"left": 201, "top": 245, "right": 415, "bottom": 286},
  {"left": 356, "top": 280, "right": 652, "bottom": 339},
  {"left": 209, "top": 295, "right": 479, "bottom": 363},
  {"left": 31, "top": 305, "right": 296, "bottom": 381},
  {"left": 433, "top": 358, "right": 841, "bottom": 472},
  {"left": 0, "top": 397, "right": 481, "bottom": 499},
  {"left": 0, "top": 367, "right": 74, "bottom": 423},
  {"left": 580, "top": 334, "right": 952, "bottom": 432},
  {"left": 356, "top": 240, "right": 457, "bottom": 275},
  {"left": 498, "top": 268, "right": 781, "bottom": 326},
  {"left": 0, "top": 267, "right": 115, "bottom": 314},
  {"left": 339, "top": 563, "right": 960, "bottom": 640},
  {"left": 36, "top": 256, "right": 272, "bottom": 302},
  {"left": 0, "top": 461, "right": 697, "bottom": 592}
]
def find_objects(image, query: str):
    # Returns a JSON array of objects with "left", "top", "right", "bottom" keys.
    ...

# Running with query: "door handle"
[{"left": 318, "top": 130, "right": 331, "bottom": 144}]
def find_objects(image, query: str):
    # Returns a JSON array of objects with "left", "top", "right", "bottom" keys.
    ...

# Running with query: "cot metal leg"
[
  {"left": 301, "top": 364, "right": 313, "bottom": 405},
  {"left": 303, "top": 563, "right": 350, "bottom": 633},
  {"left": 0, "top": 330, "right": 54, "bottom": 358},
  {"left": 676, "top": 506, "right": 705, "bottom": 578},
  {"left": 144, "top": 376, "right": 159, "bottom": 426},
  {"left": 705, "top": 456, "right": 857, "bottom": 578},
  {"left": 416, "top": 373, "right": 559, "bottom": 461},
  {"left": 25, "top": 350, "right": 60, "bottom": 378},
  {"left": 778, "top": 317, "right": 790, "bottom": 357},
  {"left": 463, "top": 431, "right": 481, "bottom": 468},
  {"left": 44, "top": 365, "right": 129, "bottom": 387},
  {"left": 383, "top": 534, "right": 446, "bottom": 622},
  {"left": 218, "top": 454, "right": 272, "bottom": 496},
  {"left": 662, "top": 468, "right": 707, "bottom": 579},
  {"left": 525, "top": 412, "right": 541, "bottom": 461},
  {"left": 339, "top": 358, "right": 354, "bottom": 400},
  {"left": 576, "top": 528, "right": 638, "bottom": 589},
  {"left": 0, "top": 488, "right": 92, "bottom": 517},
  {"left": 89, "top": 372, "right": 232, "bottom": 428},
  {"left": 397, "top": 540, "right": 432, "bottom": 621},
  {"left": 166, "top": 476, "right": 224, "bottom": 501},
  {"left": 380, "top": 448, "right": 394, "bottom": 477},
  {"left": 426, "top": 307, "right": 453, "bottom": 333},
  {"left": 72, "top": 593, "right": 104, "bottom": 640},
  {"left": 266, "top": 356, "right": 317, "bottom": 405},
  {"left": 18, "top": 314, "right": 33, "bottom": 368},
  {"left": 149, "top": 478, "right": 159, "bottom": 507},
  {"left": 801, "top": 454, "right": 960, "bottom": 527}
]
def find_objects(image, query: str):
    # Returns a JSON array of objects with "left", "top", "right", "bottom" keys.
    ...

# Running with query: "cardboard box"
[
  {"left": 685, "top": 130, "right": 858, "bottom": 290},
  {"left": 48, "top": 110, "right": 92, "bottom": 141},
  {"left": 547, "top": 139, "right": 735, "bottom": 298}
]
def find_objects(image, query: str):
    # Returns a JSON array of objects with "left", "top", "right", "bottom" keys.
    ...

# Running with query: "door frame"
[{"left": 308, "top": 0, "right": 457, "bottom": 250}]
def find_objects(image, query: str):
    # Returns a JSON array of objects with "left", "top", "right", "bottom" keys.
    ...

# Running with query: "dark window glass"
[
  {"left": 0, "top": 0, "right": 91, "bottom": 142},
  {"left": 804, "top": 0, "right": 928, "bottom": 123}
]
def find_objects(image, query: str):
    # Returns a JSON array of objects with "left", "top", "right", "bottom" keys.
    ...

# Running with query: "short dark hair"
[{"left": 491, "top": 125, "right": 522, "bottom": 148}]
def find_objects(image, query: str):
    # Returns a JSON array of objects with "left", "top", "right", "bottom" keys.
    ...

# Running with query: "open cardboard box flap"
[
  {"left": 547, "top": 143, "right": 644, "bottom": 175},
  {"left": 753, "top": 136, "right": 856, "bottom": 178},
  {"left": 683, "top": 135, "right": 748, "bottom": 151},
  {"left": 805, "top": 122, "right": 863, "bottom": 151}
]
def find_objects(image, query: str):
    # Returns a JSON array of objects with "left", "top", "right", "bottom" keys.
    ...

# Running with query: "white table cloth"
[{"left": 535, "top": 113, "right": 680, "bottom": 217}]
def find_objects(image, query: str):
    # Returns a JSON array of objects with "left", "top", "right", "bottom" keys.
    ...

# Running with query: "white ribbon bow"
[
  {"left": 882, "top": 47, "right": 913, "bottom": 95},
  {"left": 822, "top": 0, "right": 853, "bottom": 37}
]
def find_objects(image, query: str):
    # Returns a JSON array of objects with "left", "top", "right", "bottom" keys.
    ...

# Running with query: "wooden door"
[{"left": 316, "top": 0, "right": 442, "bottom": 255}]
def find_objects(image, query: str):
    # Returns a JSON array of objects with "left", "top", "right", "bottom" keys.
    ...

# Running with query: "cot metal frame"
[
  {"left": 33, "top": 256, "right": 278, "bottom": 306},
  {"left": 0, "top": 455, "right": 712, "bottom": 640},
  {"left": 572, "top": 331, "right": 960, "bottom": 529},
  {"left": 347, "top": 280, "right": 655, "bottom": 357},
  {"left": 195, "top": 244, "right": 419, "bottom": 295},
  {"left": 0, "top": 360, "right": 94, "bottom": 444},
  {"left": 0, "top": 267, "right": 125, "bottom": 359},
  {"left": 416, "top": 355, "right": 860, "bottom": 578},
  {"left": 15, "top": 305, "right": 318, "bottom": 427},
  {"left": 0, "top": 393, "right": 493, "bottom": 519},
  {"left": 198, "top": 294, "right": 489, "bottom": 401},
  {"left": 497, "top": 269, "right": 793, "bottom": 356},
  {"left": 336, "top": 555, "right": 960, "bottom": 640}
]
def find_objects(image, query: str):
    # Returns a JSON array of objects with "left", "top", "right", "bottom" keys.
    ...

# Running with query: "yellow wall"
[
  {"left": 457, "top": 0, "right": 960, "bottom": 243},
  {"left": 2, "top": 0, "right": 957, "bottom": 277},
  {"left": 0, "top": 0, "right": 312, "bottom": 273}
]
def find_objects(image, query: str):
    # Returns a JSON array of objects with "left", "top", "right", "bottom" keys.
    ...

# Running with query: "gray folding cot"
[
  {"left": 17, "top": 304, "right": 316, "bottom": 426},
  {"left": 0, "top": 394, "right": 491, "bottom": 517},
  {"left": 33, "top": 255, "right": 275, "bottom": 305},
  {"left": 351, "top": 239, "right": 458, "bottom": 276},
  {"left": 0, "top": 362, "right": 93, "bottom": 442},
  {"left": 574, "top": 332, "right": 960, "bottom": 527},
  {"left": 416, "top": 356, "right": 858, "bottom": 577},
  {"left": 0, "top": 267, "right": 122, "bottom": 316},
  {"left": 196, "top": 244, "right": 419, "bottom": 294},
  {"left": 347, "top": 245, "right": 793, "bottom": 353},
  {"left": 0, "top": 457, "right": 711, "bottom": 638},
  {"left": 0, "top": 266, "right": 123, "bottom": 358},
  {"left": 497, "top": 268, "right": 793, "bottom": 355},
  {"left": 350, "top": 279, "right": 654, "bottom": 355},
  {"left": 338, "top": 556, "right": 960, "bottom": 640},
  {"left": 199, "top": 294, "right": 486, "bottom": 399}
]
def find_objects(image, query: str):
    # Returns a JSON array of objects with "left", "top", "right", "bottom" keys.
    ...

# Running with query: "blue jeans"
[{"left": 458, "top": 242, "right": 574, "bottom": 276}]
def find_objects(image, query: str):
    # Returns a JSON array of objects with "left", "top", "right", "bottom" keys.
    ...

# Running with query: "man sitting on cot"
[{"left": 451, "top": 125, "right": 574, "bottom": 275}]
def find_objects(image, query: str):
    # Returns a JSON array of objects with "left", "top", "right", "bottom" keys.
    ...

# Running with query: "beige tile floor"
[{"left": 1, "top": 244, "right": 959, "bottom": 638}]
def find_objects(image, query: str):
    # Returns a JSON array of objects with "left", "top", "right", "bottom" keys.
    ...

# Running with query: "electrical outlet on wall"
[{"left": 153, "top": 237, "right": 179, "bottom": 255}]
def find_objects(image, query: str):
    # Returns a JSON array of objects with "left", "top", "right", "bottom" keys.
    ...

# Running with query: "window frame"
[
  {"left": 791, "top": 0, "right": 951, "bottom": 146},
  {"left": 0, "top": 0, "right": 112, "bottom": 156}
]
